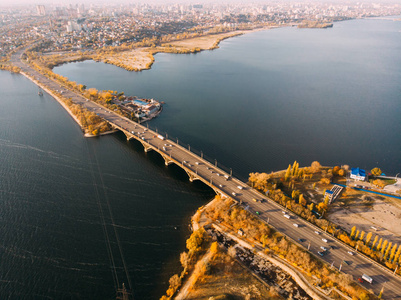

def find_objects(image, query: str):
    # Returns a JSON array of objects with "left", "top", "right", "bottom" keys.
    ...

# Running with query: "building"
[
  {"left": 37, "top": 5, "right": 46, "bottom": 16},
  {"left": 350, "top": 167, "right": 366, "bottom": 181}
]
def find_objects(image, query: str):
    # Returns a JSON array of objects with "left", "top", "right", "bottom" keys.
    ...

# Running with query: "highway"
[{"left": 11, "top": 49, "right": 401, "bottom": 299}]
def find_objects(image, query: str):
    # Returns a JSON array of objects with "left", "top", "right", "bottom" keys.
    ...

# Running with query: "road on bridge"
[{"left": 11, "top": 49, "right": 401, "bottom": 299}]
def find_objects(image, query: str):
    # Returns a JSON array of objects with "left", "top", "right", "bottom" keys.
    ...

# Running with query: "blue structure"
[{"left": 350, "top": 167, "right": 366, "bottom": 181}]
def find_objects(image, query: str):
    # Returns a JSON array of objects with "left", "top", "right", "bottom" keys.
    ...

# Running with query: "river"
[{"left": 0, "top": 17, "right": 400, "bottom": 299}]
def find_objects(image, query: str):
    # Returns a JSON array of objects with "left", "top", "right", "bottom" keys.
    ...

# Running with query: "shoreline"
[
  {"left": 47, "top": 27, "right": 275, "bottom": 73},
  {"left": 19, "top": 71, "right": 117, "bottom": 138}
]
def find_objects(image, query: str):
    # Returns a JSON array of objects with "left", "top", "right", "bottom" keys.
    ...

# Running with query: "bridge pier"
[{"left": 162, "top": 155, "right": 174, "bottom": 166}]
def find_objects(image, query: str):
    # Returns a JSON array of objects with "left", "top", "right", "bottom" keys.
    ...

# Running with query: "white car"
[
  {"left": 232, "top": 192, "right": 237, "bottom": 196},
  {"left": 293, "top": 223, "right": 299, "bottom": 227},
  {"left": 314, "top": 231, "right": 320, "bottom": 235},
  {"left": 322, "top": 238, "right": 328, "bottom": 243},
  {"left": 237, "top": 185, "right": 243, "bottom": 190},
  {"left": 348, "top": 251, "right": 354, "bottom": 256},
  {"left": 320, "top": 246, "right": 328, "bottom": 251}
]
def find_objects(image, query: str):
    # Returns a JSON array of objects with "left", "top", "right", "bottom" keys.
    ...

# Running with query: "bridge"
[{"left": 10, "top": 49, "right": 401, "bottom": 299}]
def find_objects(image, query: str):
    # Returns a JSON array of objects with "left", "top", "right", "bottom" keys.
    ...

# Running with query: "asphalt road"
[{"left": 11, "top": 50, "right": 401, "bottom": 299}]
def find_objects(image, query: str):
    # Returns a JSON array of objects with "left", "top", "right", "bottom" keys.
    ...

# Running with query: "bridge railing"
[{"left": 145, "top": 124, "right": 248, "bottom": 183}]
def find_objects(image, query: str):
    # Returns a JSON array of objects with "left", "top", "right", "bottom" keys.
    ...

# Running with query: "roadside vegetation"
[
  {"left": 249, "top": 162, "right": 401, "bottom": 276},
  {"left": 199, "top": 196, "right": 377, "bottom": 300}
]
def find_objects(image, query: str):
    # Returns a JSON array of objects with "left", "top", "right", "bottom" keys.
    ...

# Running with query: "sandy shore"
[{"left": 99, "top": 28, "right": 271, "bottom": 72}]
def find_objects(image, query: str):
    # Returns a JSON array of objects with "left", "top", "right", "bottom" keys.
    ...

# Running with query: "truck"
[
  {"left": 157, "top": 135, "right": 165, "bottom": 140},
  {"left": 362, "top": 274, "right": 373, "bottom": 284}
]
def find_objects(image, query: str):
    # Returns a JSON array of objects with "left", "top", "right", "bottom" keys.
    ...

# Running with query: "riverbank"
[
  {"left": 19, "top": 70, "right": 115, "bottom": 137},
  {"left": 172, "top": 195, "right": 374, "bottom": 300}
]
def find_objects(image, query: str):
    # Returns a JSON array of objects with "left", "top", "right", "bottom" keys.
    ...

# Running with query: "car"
[
  {"left": 216, "top": 173, "right": 220, "bottom": 176},
  {"left": 348, "top": 251, "right": 354, "bottom": 256},
  {"left": 317, "top": 251, "right": 324, "bottom": 256},
  {"left": 314, "top": 231, "right": 320, "bottom": 235},
  {"left": 195, "top": 162, "right": 200, "bottom": 165},
  {"left": 232, "top": 192, "right": 237, "bottom": 196},
  {"left": 322, "top": 238, "right": 328, "bottom": 243},
  {"left": 256, "top": 211, "right": 260, "bottom": 215},
  {"left": 358, "top": 278, "right": 363, "bottom": 283},
  {"left": 219, "top": 184, "right": 223, "bottom": 188},
  {"left": 187, "top": 164, "right": 192, "bottom": 167},
  {"left": 343, "top": 260, "right": 350, "bottom": 265},
  {"left": 237, "top": 185, "right": 243, "bottom": 190},
  {"left": 298, "top": 238, "right": 304, "bottom": 242},
  {"left": 320, "top": 246, "right": 328, "bottom": 251},
  {"left": 293, "top": 223, "right": 299, "bottom": 227},
  {"left": 252, "top": 198, "right": 258, "bottom": 202}
]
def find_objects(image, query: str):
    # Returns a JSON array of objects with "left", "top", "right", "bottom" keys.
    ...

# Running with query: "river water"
[{"left": 1, "top": 17, "right": 400, "bottom": 299}]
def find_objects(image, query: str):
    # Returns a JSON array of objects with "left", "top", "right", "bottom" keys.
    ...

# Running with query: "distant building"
[
  {"left": 350, "top": 167, "right": 366, "bottom": 181},
  {"left": 37, "top": 5, "right": 46, "bottom": 16},
  {"left": 66, "top": 20, "right": 82, "bottom": 32}
]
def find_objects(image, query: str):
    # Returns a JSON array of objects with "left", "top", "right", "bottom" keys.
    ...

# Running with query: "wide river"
[{"left": 0, "top": 17, "right": 400, "bottom": 299}]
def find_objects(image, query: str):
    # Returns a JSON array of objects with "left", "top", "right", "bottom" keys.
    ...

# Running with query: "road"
[{"left": 11, "top": 49, "right": 401, "bottom": 299}]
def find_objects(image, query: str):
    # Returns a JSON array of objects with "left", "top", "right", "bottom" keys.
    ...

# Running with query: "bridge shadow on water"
[{"left": 112, "top": 131, "right": 216, "bottom": 196}]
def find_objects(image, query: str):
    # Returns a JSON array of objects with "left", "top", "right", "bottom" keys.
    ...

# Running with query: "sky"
[{"left": 2, "top": 0, "right": 400, "bottom": 8}]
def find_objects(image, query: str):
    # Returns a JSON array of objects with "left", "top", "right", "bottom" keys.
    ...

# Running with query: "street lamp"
[
  {"left": 215, "top": 159, "right": 217, "bottom": 167},
  {"left": 200, "top": 151, "right": 203, "bottom": 159}
]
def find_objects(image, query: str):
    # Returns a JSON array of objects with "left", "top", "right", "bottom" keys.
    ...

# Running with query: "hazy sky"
[{"left": 2, "top": 0, "right": 398, "bottom": 8}]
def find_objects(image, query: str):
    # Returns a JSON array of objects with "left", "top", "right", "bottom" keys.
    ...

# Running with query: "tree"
[
  {"left": 284, "top": 164, "right": 291, "bottom": 181},
  {"left": 180, "top": 252, "right": 189, "bottom": 269},
  {"left": 308, "top": 203, "right": 314, "bottom": 211},
  {"left": 350, "top": 226, "right": 356, "bottom": 239},
  {"left": 338, "top": 169, "right": 345, "bottom": 176},
  {"left": 310, "top": 161, "right": 321, "bottom": 173},
  {"left": 359, "top": 231, "right": 365, "bottom": 241},
  {"left": 371, "top": 235, "right": 379, "bottom": 250},
  {"left": 299, "top": 194, "right": 307, "bottom": 206},
  {"left": 381, "top": 240, "right": 389, "bottom": 255},
  {"left": 365, "top": 232, "right": 373, "bottom": 246},
  {"left": 373, "top": 179, "right": 386, "bottom": 189},
  {"left": 390, "top": 244, "right": 398, "bottom": 261},
  {"left": 371, "top": 167, "right": 382, "bottom": 176},
  {"left": 355, "top": 230, "right": 360, "bottom": 240},
  {"left": 377, "top": 238, "right": 383, "bottom": 251},
  {"left": 394, "top": 245, "right": 401, "bottom": 262},
  {"left": 210, "top": 241, "right": 219, "bottom": 254},
  {"left": 186, "top": 228, "right": 205, "bottom": 253},
  {"left": 385, "top": 242, "right": 392, "bottom": 259}
]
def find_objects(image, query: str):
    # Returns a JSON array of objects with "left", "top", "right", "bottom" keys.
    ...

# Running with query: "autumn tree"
[
  {"left": 377, "top": 238, "right": 383, "bottom": 251},
  {"left": 365, "top": 232, "right": 373, "bottom": 246},
  {"left": 310, "top": 161, "right": 321, "bottom": 173},
  {"left": 186, "top": 228, "right": 206, "bottom": 254},
  {"left": 390, "top": 244, "right": 398, "bottom": 261},
  {"left": 359, "top": 231, "right": 365, "bottom": 241},
  {"left": 371, "top": 167, "right": 382, "bottom": 176},
  {"left": 350, "top": 226, "right": 356, "bottom": 239},
  {"left": 284, "top": 164, "right": 291, "bottom": 181},
  {"left": 381, "top": 240, "right": 389, "bottom": 256}
]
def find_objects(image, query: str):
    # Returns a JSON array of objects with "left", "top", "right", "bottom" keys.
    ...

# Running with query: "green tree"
[{"left": 371, "top": 167, "right": 382, "bottom": 176}]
